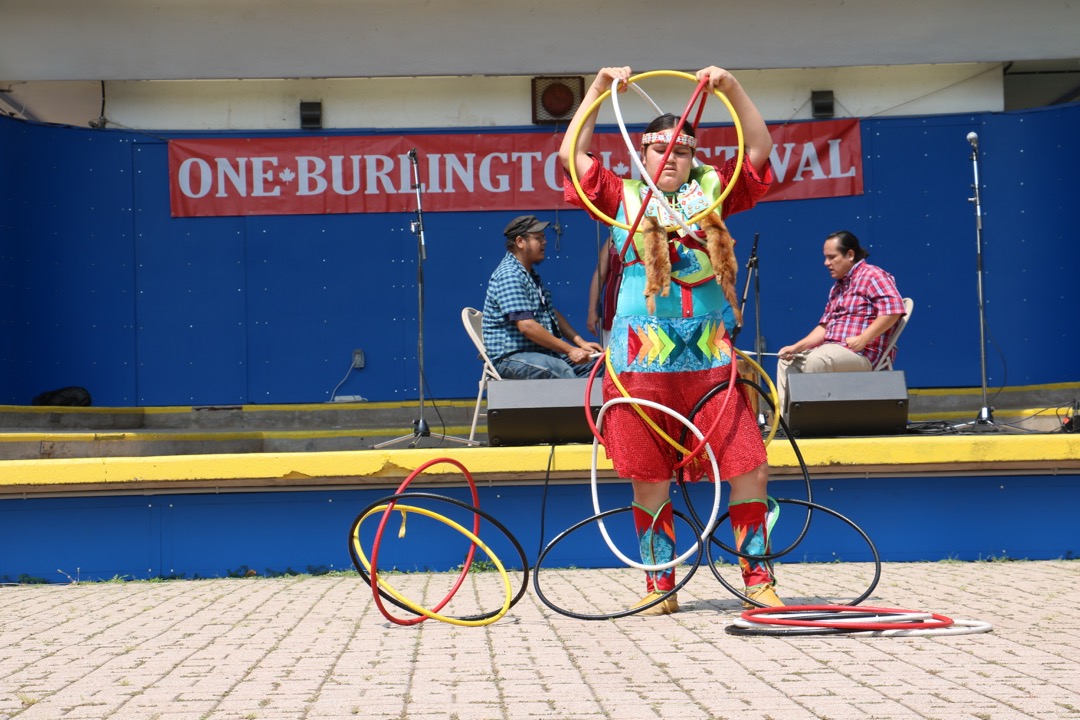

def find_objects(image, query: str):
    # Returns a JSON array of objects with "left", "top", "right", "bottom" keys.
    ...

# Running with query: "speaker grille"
[{"left": 531, "top": 76, "right": 584, "bottom": 125}]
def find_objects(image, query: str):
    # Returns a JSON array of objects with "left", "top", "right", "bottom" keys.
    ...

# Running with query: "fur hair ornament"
[
  {"left": 640, "top": 212, "right": 742, "bottom": 327},
  {"left": 641, "top": 216, "right": 670, "bottom": 315},
  {"left": 701, "top": 212, "right": 743, "bottom": 327}
]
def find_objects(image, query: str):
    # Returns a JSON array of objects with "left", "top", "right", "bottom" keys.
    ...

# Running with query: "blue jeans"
[{"left": 495, "top": 352, "right": 598, "bottom": 380}]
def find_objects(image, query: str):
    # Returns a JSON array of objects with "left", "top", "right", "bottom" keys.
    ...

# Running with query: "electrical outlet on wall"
[{"left": 352, "top": 349, "right": 366, "bottom": 369}]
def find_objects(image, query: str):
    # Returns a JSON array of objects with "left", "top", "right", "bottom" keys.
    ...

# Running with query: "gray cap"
[{"left": 503, "top": 215, "right": 550, "bottom": 239}]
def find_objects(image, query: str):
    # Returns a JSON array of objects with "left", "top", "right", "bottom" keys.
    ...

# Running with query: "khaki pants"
[{"left": 776, "top": 343, "right": 872, "bottom": 417}]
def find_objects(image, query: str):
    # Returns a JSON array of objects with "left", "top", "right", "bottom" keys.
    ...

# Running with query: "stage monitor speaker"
[
  {"left": 786, "top": 371, "right": 908, "bottom": 437},
  {"left": 486, "top": 378, "right": 602, "bottom": 446}
]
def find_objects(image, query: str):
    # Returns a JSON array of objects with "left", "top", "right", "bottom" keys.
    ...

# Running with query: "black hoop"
[
  {"left": 348, "top": 491, "right": 530, "bottom": 623},
  {"left": 678, "top": 376, "right": 881, "bottom": 607},
  {"left": 677, "top": 378, "right": 814, "bottom": 562},
  {"left": 533, "top": 506, "right": 704, "bottom": 620},
  {"left": 706, "top": 497, "right": 881, "bottom": 608}
]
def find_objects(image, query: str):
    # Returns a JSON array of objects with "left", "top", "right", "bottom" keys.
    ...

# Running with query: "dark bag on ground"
[{"left": 32, "top": 386, "right": 92, "bottom": 406}]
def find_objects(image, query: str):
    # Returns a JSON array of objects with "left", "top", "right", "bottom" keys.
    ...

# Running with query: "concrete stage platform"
[{"left": 1, "top": 382, "right": 1078, "bottom": 583}]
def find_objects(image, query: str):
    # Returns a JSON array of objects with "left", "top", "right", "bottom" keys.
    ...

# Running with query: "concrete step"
[
  {"left": 1, "top": 383, "right": 1076, "bottom": 460},
  {"left": 0, "top": 400, "right": 483, "bottom": 460},
  {"left": 0, "top": 400, "right": 475, "bottom": 431}
]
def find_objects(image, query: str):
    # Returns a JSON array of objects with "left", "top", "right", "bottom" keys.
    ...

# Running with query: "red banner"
[{"left": 168, "top": 119, "right": 861, "bottom": 218}]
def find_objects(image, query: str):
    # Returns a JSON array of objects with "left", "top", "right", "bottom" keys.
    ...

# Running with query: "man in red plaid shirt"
[{"left": 775, "top": 230, "right": 906, "bottom": 416}]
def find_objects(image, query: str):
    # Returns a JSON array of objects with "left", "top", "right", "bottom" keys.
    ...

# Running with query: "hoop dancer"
[{"left": 560, "top": 65, "right": 782, "bottom": 615}]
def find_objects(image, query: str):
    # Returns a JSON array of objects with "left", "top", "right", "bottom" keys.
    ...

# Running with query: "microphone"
[
  {"left": 408, "top": 148, "right": 418, "bottom": 160},
  {"left": 966, "top": 131, "right": 978, "bottom": 148}
]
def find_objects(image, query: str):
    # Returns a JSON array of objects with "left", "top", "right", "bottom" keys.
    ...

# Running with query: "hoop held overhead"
[{"left": 568, "top": 70, "right": 745, "bottom": 232}]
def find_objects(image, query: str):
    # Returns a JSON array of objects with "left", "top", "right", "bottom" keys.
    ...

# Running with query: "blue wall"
[
  {"left": 1, "top": 473, "right": 1075, "bottom": 583},
  {"left": 1, "top": 104, "right": 1077, "bottom": 406}
]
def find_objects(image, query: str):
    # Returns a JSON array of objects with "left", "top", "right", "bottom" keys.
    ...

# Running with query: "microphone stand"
[
  {"left": 374, "top": 149, "right": 473, "bottom": 448},
  {"left": 733, "top": 232, "right": 768, "bottom": 426},
  {"left": 956, "top": 133, "right": 1010, "bottom": 433}
]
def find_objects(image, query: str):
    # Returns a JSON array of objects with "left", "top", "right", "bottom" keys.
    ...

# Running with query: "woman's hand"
[
  {"left": 591, "top": 66, "right": 632, "bottom": 95},
  {"left": 696, "top": 66, "right": 737, "bottom": 93},
  {"left": 561, "top": 66, "right": 632, "bottom": 176},
  {"left": 696, "top": 65, "right": 772, "bottom": 176}
]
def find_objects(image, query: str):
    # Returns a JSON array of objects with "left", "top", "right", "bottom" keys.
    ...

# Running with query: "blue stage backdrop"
[{"left": 1, "top": 104, "right": 1077, "bottom": 406}]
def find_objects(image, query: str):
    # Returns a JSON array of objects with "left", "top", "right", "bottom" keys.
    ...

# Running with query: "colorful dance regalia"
[
  {"left": 565, "top": 155, "right": 780, "bottom": 603},
  {"left": 568, "top": 158, "right": 769, "bottom": 483}
]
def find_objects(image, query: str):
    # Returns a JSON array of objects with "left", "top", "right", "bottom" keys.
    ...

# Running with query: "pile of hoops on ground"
[{"left": 730, "top": 606, "right": 993, "bottom": 637}]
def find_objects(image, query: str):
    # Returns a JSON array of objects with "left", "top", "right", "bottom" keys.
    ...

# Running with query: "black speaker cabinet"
[
  {"left": 786, "top": 371, "right": 908, "bottom": 437},
  {"left": 486, "top": 378, "right": 602, "bottom": 446}
]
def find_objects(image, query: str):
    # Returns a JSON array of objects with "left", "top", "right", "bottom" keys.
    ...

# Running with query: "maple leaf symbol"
[
  {"left": 278, "top": 168, "right": 296, "bottom": 183},
  {"left": 613, "top": 161, "right": 629, "bottom": 175}
]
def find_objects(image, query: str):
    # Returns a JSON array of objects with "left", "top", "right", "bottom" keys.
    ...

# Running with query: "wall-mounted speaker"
[
  {"left": 531, "top": 76, "right": 585, "bottom": 125},
  {"left": 486, "top": 377, "right": 601, "bottom": 446},
  {"left": 786, "top": 371, "right": 908, "bottom": 437},
  {"left": 811, "top": 90, "right": 835, "bottom": 118},
  {"left": 300, "top": 101, "right": 322, "bottom": 129}
]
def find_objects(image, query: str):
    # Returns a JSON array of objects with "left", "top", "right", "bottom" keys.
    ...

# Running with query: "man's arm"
[
  {"left": 554, "top": 310, "right": 603, "bottom": 354},
  {"left": 845, "top": 313, "right": 901, "bottom": 354},
  {"left": 778, "top": 325, "right": 827, "bottom": 360},
  {"left": 514, "top": 315, "right": 599, "bottom": 365}
]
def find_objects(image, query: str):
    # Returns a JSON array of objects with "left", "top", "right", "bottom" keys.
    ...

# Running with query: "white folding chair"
[
  {"left": 461, "top": 307, "right": 502, "bottom": 444},
  {"left": 872, "top": 297, "right": 914, "bottom": 371}
]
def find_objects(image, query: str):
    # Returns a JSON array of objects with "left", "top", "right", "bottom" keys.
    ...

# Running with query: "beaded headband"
[{"left": 640, "top": 131, "right": 697, "bottom": 149}]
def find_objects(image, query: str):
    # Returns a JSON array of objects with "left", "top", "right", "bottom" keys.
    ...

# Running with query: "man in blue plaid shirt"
[{"left": 482, "top": 215, "right": 603, "bottom": 379}]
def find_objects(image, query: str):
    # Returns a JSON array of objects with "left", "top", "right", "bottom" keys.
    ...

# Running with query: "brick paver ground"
[{"left": 2, "top": 560, "right": 1078, "bottom": 719}]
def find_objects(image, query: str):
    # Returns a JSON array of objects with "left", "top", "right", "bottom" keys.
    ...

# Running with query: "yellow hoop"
[
  {"left": 604, "top": 349, "right": 691, "bottom": 455},
  {"left": 603, "top": 345, "right": 781, "bottom": 451},
  {"left": 568, "top": 70, "right": 745, "bottom": 233},
  {"left": 352, "top": 503, "right": 513, "bottom": 627}
]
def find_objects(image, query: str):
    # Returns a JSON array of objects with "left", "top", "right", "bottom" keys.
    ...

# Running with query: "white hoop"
[
  {"left": 618, "top": 80, "right": 702, "bottom": 170},
  {"left": 609, "top": 79, "right": 701, "bottom": 239},
  {"left": 868, "top": 619, "right": 994, "bottom": 637},
  {"left": 590, "top": 395, "right": 723, "bottom": 572},
  {"left": 733, "top": 611, "right": 935, "bottom": 627}
]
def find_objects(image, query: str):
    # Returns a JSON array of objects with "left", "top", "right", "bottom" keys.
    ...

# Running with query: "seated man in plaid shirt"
[
  {"left": 482, "top": 215, "right": 603, "bottom": 380},
  {"left": 775, "top": 230, "right": 906, "bottom": 416}
]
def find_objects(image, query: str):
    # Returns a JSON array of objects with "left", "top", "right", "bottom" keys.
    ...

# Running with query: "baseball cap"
[{"left": 503, "top": 215, "right": 550, "bottom": 239}]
